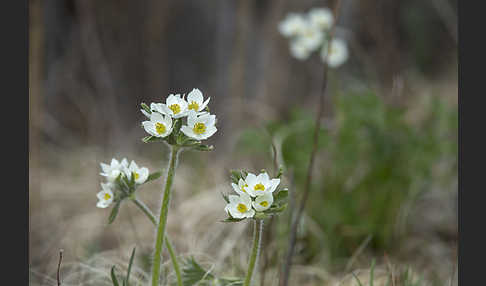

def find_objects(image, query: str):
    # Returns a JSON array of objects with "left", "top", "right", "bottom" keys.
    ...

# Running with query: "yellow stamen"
[
  {"left": 155, "top": 123, "right": 166, "bottom": 134},
  {"left": 260, "top": 201, "right": 269, "bottom": 207},
  {"left": 237, "top": 203, "right": 248, "bottom": 213},
  {"left": 193, "top": 122, "right": 206, "bottom": 134},
  {"left": 103, "top": 193, "right": 111, "bottom": 200},
  {"left": 254, "top": 183, "right": 265, "bottom": 192},
  {"left": 133, "top": 172, "right": 140, "bottom": 180},
  {"left": 169, "top": 104, "right": 181, "bottom": 114},
  {"left": 240, "top": 184, "right": 248, "bottom": 193},
  {"left": 188, "top": 101, "right": 199, "bottom": 111}
]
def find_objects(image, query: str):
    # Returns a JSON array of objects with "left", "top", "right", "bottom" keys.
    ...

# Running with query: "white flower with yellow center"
[
  {"left": 181, "top": 110, "right": 217, "bottom": 140},
  {"left": 231, "top": 178, "right": 249, "bottom": 196},
  {"left": 278, "top": 13, "right": 307, "bottom": 37},
  {"left": 245, "top": 172, "right": 280, "bottom": 197},
  {"left": 186, "top": 88, "right": 210, "bottom": 112},
  {"left": 100, "top": 158, "right": 128, "bottom": 182},
  {"left": 320, "top": 38, "right": 349, "bottom": 68},
  {"left": 157, "top": 94, "right": 189, "bottom": 118},
  {"left": 308, "top": 8, "right": 334, "bottom": 30},
  {"left": 224, "top": 194, "right": 255, "bottom": 219},
  {"left": 252, "top": 193, "right": 274, "bottom": 212},
  {"left": 96, "top": 182, "right": 114, "bottom": 208},
  {"left": 142, "top": 112, "right": 173, "bottom": 138},
  {"left": 125, "top": 160, "right": 149, "bottom": 184}
]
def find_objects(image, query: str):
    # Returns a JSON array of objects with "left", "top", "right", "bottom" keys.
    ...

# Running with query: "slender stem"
[
  {"left": 244, "top": 219, "right": 264, "bottom": 286},
  {"left": 151, "top": 146, "right": 180, "bottom": 286},
  {"left": 131, "top": 197, "right": 182, "bottom": 286},
  {"left": 279, "top": 1, "right": 343, "bottom": 286}
]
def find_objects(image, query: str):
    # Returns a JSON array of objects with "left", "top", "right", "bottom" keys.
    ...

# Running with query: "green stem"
[
  {"left": 151, "top": 146, "right": 180, "bottom": 286},
  {"left": 131, "top": 197, "right": 182, "bottom": 286},
  {"left": 244, "top": 219, "right": 264, "bottom": 286}
]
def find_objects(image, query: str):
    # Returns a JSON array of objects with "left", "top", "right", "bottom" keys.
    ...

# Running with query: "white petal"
[
  {"left": 187, "top": 88, "right": 204, "bottom": 105},
  {"left": 181, "top": 125, "right": 196, "bottom": 139}
]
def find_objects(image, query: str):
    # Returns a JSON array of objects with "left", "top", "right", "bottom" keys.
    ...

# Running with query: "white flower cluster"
[
  {"left": 142, "top": 88, "right": 217, "bottom": 141},
  {"left": 224, "top": 172, "right": 280, "bottom": 219},
  {"left": 278, "top": 8, "right": 349, "bottom": 67},
  {"left": 97, "top": 158, "right": 149, "bottom": 208}
]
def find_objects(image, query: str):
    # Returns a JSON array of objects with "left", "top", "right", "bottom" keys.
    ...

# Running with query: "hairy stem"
[
  {"left": 244, "top": 219, "right": 264, "bottom": 286},
  {"left": 131, "top": 197, "right": 182, "bottom": 286},
  {"left": 151, "top": 146, "right": 180, "bottom": 286},
  {"left": 279, "top": 1, "right": 343, "bottom": 286}
]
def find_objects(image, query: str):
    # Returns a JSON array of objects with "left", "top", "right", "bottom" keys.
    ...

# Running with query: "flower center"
[
  {"left": 155, "top": 122, "right": 166, "bottom": 134},
  {"left": 237, "top": 203, "right": 248, "bottom": 213},
  {"left": 133, "top": 172, "right": 140, "bottom": 180},
  {"left": 169, "top": 104, "right": 181, "bottom": 114},
  {"left": 103, "top": 193, "right": 111, "bottom": 200},
  {"left": 254, "top": 183, "right": 265, "bottom": 192},
  {"left": 188, "top": 101, "right": 199, "bottom": 111},
  {"left": 240, "top": 184, "right": 248, "bottom": 193},
  {"left": 193, "top": 122, "right": 206, "bottom": 134},
  {"left": 260, "top": 201, "right": 269, "bottom": 207}
]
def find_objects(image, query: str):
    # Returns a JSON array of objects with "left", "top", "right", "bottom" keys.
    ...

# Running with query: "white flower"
[
  {"left": 320, "top": 38, "right": 348, "bottom": 68},
  {"left": 125, "top": 160, "right": 149, "bottom": 184},
  {"left": 308, "top": 8, "right": 334, "bottom": 30},
  {"left": 181, "top": 110, "right": 217, "bottom": 140},
  {"left": 244, "top": 172, "right": 280, "bottom": 197},
  {"left": 278, "top": 13, "right": 307, "bottom": 37},
  {"left": 96, "top": 182, "right": 114, "bottom": 208},
  {"left": 142, "top": 112, "right": 173, "bottom": 138},
  {"left": 289, "top": 39, "right": 311, "bottom": 60},
  {"left": 157, "top": 94, "right": 189, "bottom": 118},
  {"left": 252, "top": 193, "right": 274, "bottom": 212},
  {"left": 186, "top": 88, "right": 210, "bottom": 112},
  {"left": 224, "top": 194, "right": 255, "bottom": 219},
  {"left": 100, "top": 158, "right": 128, "bottom": 182},
  {"left": 141, "top": 109, "right": 151, "bottom": 119},
  {"left": 295, "top": 23, "right": 324, "bottom": 52},
  {"left": 232, "top": 178, "right": 250, "bottom": 196}
]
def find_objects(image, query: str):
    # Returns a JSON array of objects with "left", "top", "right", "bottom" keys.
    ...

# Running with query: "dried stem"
[
  {"left": 279, "top": 1, "right": 343, "bottom": 286},
  {"left": 57, "top": 249, "right": 63, "bottom": 286}
]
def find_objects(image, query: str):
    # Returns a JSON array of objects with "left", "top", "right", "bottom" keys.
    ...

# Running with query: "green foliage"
[
  {"left": 110, "top": 247, "right": 136, "bottom": 286},
  {"left": 236, "top": 91, "right": 457, "bottom": 266},
  {"left": 181, "top": 257, "right": 243, "bottom": 286}
]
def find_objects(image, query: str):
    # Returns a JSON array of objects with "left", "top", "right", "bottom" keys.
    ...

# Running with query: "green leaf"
[
  {"left": 352, "top": 272, "right": 364, "bottom": 286},
  {"left": 276, "top": 165, "right": 284, "bottom": 178},
  {"left": 221, "top": 192, "right": 230, "bottom": 204},
  {"left": 146, "top": 171, "right": 162, "bottom": 182},
  {"left": 194, "top": 144, "right": 214, "bottom": 151},
  {"left": 111, "top": 266, "right": 120, "bottom": 286},
  {"left": 221, "top": 217, "right": 245, "bottom": 223},
  {"left": 230, "top": 170, "right": 243, "bottom": 184},
  {"left": 263, "top": 203, "right": 287, "bottom": 215},
  {"left": 218, "top": 277, "right": 244, "bottom": 286},
  {"left": 142, "top": 136, "right": 164, "bottom": 143},
  {"left": 182, "top": 257, "right": 214, "bottom": 286},
  {"left": 124, "top": 247, "right": 136, "bottom": 286},
  {"left": 108, "top": 201, "right": 121, "bottom": 224},
  {"left": 274, "top": 188, "right": 289, "bottom": 203},
  {"left": 254, "top": 212, "right": 268, "bottom": 220},
  {"left": 370, "top": 259, "right": 375, "bottom": 286},
  {"left": 140, "top": 103, "right": 151, "bottom": 114}
]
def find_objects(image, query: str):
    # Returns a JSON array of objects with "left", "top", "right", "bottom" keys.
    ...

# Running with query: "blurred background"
[{"left": 29, "top": 0, "right": 457, "bottom": 285}]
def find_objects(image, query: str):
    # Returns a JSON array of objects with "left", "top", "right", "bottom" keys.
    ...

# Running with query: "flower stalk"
[
  {"left": 131, "top": 197, "right": 182, "bottom": 286},
  {"left": 151, "top": 145, "right": 180, "bottom": 286},
  {"left": 244, "top": 219, "right": 264, "bottom": 286}
]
